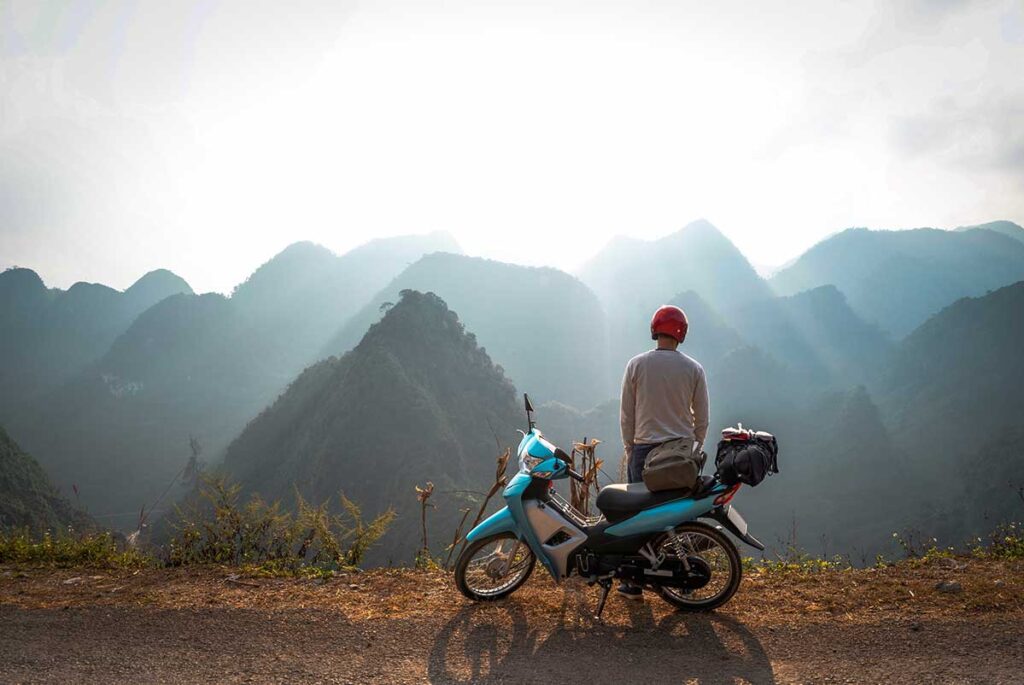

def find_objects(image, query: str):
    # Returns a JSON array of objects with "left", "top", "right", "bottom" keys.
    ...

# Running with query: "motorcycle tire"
[
  {"left": 651, "top": 521, "right": 742, "bottom": 612},
  {"left": 455, "top": 532, "right": 535, "bottom": 602}
]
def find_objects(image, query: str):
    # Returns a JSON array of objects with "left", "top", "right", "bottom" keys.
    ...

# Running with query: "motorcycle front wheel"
[
  {"left": 651, "top": 521, "right": 742, "bottom": 612},
  {"left": 454, "top": 532, "right": 535, "bottom": 601}
]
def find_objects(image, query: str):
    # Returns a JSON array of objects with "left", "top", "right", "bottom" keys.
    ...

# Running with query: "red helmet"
[{"left": 650, "top": 305, "right": 688, "bottom": 343}]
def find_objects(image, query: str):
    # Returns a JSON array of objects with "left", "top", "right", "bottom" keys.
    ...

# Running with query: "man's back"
[{"left": 620, "top": 349, "right": 709, "bottom": 449}]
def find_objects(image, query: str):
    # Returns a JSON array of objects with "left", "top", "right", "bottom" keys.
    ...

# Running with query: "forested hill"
[
  {"left": 0, "top": 425, "right": 92, "bottom": 533},
  {"left": 579, "top": 220, "right": 771, "bottom": 379},
  {"left": 8, "top": 234, "right": 457, "bottom": 530},
  {"left": 325, "top": 252, "right": 609, "bottom": 407},
  {"left": 955, "top": 220, "right": 1024, "bottom": 244},
  {"left": 770, "top": 226, "right": 1024, "bottom": 337},
  {"left": 875, "top": 280, "right": 1024, "bottom": 535},
  {"left": 0, "top": 267, "right": 192, "bottom": 418},
  {"left": 223, "top": 290, "right": 523, "bottom": 563}
]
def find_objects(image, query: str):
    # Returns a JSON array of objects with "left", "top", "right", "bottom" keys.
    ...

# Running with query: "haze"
[{"left": 2, "top": 0, "right": 1022, "bottom": 293}]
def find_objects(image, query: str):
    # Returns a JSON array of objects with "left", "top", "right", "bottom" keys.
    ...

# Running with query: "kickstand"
[{"left": 593, "top": 579, "right": 613, "bottom": 621}]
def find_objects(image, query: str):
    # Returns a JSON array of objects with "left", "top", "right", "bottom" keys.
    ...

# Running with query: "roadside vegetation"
[
  {"left": 1, "top": 475, "right": 395, "bottom": 577},
  {"left": 2, "top": 469, "right": 1021, "bottom": 580},
  {"left": 741, "top": 521, "right": 1024, "bottom": 578}
]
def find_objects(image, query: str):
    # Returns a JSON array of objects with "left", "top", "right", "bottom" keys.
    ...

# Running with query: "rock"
[
  {"left": 934, "top": 557, "right": 959, "bottom": 570},
  {"left": 994, "top": 579, "right": 1006, "bottom": 588},
  {"left": 935, "top": 580, "right": 962, "bottom": 594},
  {"left": 349, "top": 584, "right": 360, "bottom": 590}
]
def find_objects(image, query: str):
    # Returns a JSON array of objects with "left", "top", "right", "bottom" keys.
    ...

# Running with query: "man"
[{"left": 618, "top": 304, "right": 710, "bottom": 600}]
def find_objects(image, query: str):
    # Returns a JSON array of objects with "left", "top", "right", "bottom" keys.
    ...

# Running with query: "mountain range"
[
  {"left": 4, "top": 233, "right": 459, "bottom": 527},
  {"left": 0, "top": 268, "right": 192, "bottom": 418},
  {"left": 771, "top": 226, "right": 1024, "bottom": 337},
  {"left": 3, "top": 219, "right": 1023, "bottom": 562}
]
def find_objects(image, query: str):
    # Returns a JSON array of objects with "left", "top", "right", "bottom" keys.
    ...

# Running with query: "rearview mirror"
[{"left": 523, "top": 393, "right": 536, "bottom": 430}]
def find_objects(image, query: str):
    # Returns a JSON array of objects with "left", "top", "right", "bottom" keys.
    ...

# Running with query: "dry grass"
[{"left": 2, "top": 555, "right": 1021, "bottom": 629}]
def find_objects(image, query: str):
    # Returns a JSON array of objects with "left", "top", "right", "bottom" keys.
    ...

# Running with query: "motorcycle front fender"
[{"left": 465, "top": 506, "right": 518, "bottom": 543}]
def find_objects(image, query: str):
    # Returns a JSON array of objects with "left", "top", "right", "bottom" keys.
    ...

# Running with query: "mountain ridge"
[
  {"left": 771, "top": 226, "right": 1024, "bottom": 337},
  {"left": 222, "top": 289, "right": 523, "bottom": 563},
  {"left": 326, "top": 252, "right": 609, "bottom": 407}
]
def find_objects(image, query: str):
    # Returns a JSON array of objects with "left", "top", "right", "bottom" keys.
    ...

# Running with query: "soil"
[{"left": 1, "top": 560, "right": 1022, "bottom": 684}]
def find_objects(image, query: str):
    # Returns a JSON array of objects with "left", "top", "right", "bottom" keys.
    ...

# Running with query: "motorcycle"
[{"left": 454, "top": 394, "right": 765, "bottom": 618}]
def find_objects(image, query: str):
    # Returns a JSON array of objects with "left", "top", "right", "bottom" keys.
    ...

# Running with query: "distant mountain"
[
  {"left": 873, "top": 280, "right": 1024, "bottom": 542},
  {"left": 0, "top": 267, "right": 192, "bottom": 420},
  {"left": 326, "top": 253, "right": 609, "bottom": 408},
  {"left": 727, "top": 285, "right": 893, "bottom": 388},
  {"left": 771, "top": 227, "right": 1024, "bottom": 337},
  {"left": 123, "top": 269, "right": 193, "bottom": 312},
  {"left": 581, "top": 220, "right": 771, "bottom": 313},
  {"left": 579, "top": 220, "right": 771, "bottom": 381},
  {"left": 0, "top": 425, "right": 93, "bottom": 533},
  {"left": 9, "top": 234, "right": 458, "bottom": 527},
  {"left": 879, "top": 280, "right": 1024, "bottom": 454},
  {"left": 665, "top": 290, "right": 745, "bottom": 370},
  {"left": 231, "top": 233, "right": 460, "bottom": 372},
  {"left": 222, "top": 290, "right": 522, "bottom": 563},
  {"left": 954, "top": 220, "right": 1024, "bottom": 244}
]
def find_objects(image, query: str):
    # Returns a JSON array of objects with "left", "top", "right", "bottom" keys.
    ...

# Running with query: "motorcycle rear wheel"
[
  {"left": 455, "top": 532, "right": 535, "bottom": 601},
  {"left": 651, "top": 521, "right": 742, "bottom": 612}
]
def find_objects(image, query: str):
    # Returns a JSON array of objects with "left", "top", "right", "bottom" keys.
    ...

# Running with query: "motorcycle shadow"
[{"left": 427, "top": 588, "right": 776, "bottom": 684}]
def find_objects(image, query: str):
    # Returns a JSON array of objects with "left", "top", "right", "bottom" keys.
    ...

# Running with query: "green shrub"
[
  {"left": 167, "top": 475, "right": 395, "bottom": 573},
  {"left": 0, "top": 529, "right": 151, "bottom": 568},
  {"left": 976, "top": 522, "right": 1024, "bottom": 560}
]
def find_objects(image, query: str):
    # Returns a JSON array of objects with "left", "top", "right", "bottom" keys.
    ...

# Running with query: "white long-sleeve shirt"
[{"left": 620, "top": 349, "right": 710, "bottom": 449}]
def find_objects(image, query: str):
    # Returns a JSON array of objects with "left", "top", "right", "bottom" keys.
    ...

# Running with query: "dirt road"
[{"left": 2, "top": 562, "right": 1022, "bottom": 684}]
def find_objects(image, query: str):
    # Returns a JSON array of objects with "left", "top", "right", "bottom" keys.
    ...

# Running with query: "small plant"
[
  {"left": 892, "top": 529, "right": 954, "bottom": 565},
  {"left": 453, "top": 449, "right": 511, "bottom": 560},
  {"left": 568, "top": 438, "right": 603, "bottom": 516},
  {"left": 979, "top": 522, "right": 1024, "bottom": 560},
  {"left": 414, "top": 548, "right": 441, "bottom": 571},
  {"left": 168, "top": 475, "right": 394, "bottom": 573},
  {"left": 415, "top": 481, "right": 435, "bottom": 562},
  {"left": 0, "top": 528, "right": 151, "bottom": 568},
  {"left": 750, "top": 547, "right": 850, "bottom": 574}
]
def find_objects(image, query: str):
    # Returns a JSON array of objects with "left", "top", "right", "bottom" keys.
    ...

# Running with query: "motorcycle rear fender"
[
  {"left": 465, "top": 506, "right": 518, "bottom": 543},
  {"left": 703, "top": 506, "right": 765, "bottom": 550}
]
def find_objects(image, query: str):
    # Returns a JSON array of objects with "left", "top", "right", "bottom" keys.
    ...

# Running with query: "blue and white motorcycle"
[{"left": 455, "top": 394, "right": 765, "bottom": 617}]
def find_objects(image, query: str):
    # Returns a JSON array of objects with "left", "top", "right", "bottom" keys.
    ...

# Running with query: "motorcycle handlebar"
[{"left": 567, "top": 468, "right": 585, "bottom": 482}]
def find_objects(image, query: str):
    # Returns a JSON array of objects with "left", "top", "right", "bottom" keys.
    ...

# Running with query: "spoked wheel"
[
  {"left": 651, "top": 521, "right": 742, "bottom": 612},
  {"left": 455, "top": 532, "right": 535, "bottom": 601}
]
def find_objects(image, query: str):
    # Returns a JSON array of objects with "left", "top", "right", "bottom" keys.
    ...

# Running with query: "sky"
[{"left": 1, "top": 0, "right": 1022, "bottom": 293}]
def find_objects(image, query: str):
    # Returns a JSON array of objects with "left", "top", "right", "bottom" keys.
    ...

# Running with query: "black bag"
[{"left": 715, "top": 428, "right": 779, "bottom": 487}]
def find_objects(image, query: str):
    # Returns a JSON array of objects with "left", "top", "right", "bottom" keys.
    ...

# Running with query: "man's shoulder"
[
  {"left": 628, "top": 349, "right": 704, "bottom": 372},
  {"left": 678, "top": 351, "right": 705, "bottom": 373},
  {"left": 627, "top": 350, "right": 654, "bottom": 365}
]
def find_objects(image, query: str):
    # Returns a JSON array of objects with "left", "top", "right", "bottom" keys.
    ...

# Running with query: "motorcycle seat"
[{"left": 596, "top": 482, "right": 694, "bottom": 521}]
